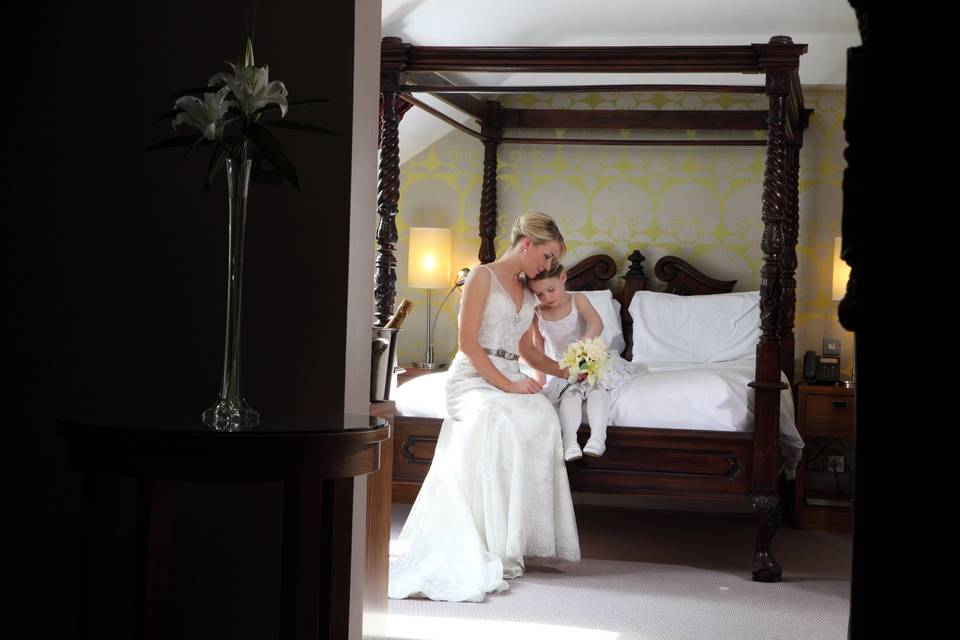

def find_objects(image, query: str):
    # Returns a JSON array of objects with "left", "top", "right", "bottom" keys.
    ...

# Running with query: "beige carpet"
[{"left": 372, "top": 501, "right": 852, "bottom": 640}]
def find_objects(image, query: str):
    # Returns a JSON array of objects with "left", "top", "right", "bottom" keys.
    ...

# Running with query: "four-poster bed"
[{"left": 376, "top": 36, "right": 811, "bottom": 582}]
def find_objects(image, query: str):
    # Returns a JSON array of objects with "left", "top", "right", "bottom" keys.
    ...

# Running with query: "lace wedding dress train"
[{"left": 388, "top": 266, "right": 580, "bottom": 602}]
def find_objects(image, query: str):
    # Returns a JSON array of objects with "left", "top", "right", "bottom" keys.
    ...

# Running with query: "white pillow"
[
  {"left": 628, "top": 290, "right": 760, "bottom": 363},
  {"left": 576, "top": 289, "right": 626, "bottom": 354}
]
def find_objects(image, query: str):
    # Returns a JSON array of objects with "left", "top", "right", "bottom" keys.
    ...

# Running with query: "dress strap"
[
  {"left": 538, "top": 294, "right": 577, "bottom": 325},
  {"left": 480, "top": 264, "right": 502, "bottom": 293},
  {"left": 482, "top": 264, "right": 524, "bottom": 314}
]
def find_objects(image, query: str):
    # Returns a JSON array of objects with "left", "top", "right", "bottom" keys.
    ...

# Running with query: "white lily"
[
  {"left": 209, "top": 39, "right": 288, "bottom": 119},
  {"left": 585, "top": 337, "right": 608, "bottom": 361},
  {"left": 171, "top": 86, "right": 235, "bottom": 140}
]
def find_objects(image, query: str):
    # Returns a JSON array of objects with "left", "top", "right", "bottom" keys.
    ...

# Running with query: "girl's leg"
[
  {"left": 583, "top": 387, "right": 609, "bottom": 456},
  {"left": 558, "top": 389, "right": 583, "bottom": 461}
]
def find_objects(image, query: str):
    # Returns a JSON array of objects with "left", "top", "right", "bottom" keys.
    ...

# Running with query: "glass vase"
[{"left": 202, "top": 152, "right": 260, "bottom": 431}]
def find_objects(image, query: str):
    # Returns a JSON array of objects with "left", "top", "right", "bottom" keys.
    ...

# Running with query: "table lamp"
[
  {"left": 425, "top": 266, "right": 470, "bottom": 364},
  {"left": 408, "top": 227, "right": 451, "bottom": 369},
  {"left": 832, "top": 236, "right": 855, "bottom": 388},
  {"left": 832, "top": 237, "right": 851, "bottom": 302}
]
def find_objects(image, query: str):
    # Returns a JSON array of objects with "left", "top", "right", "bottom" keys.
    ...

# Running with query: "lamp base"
[{"left": 412, "top": 361, "right": 446, "bottom": 370}]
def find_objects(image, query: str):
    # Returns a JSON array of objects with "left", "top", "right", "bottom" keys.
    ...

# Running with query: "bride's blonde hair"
[{"left": 510, "top": 212, "right": 566, "bottom": 258}]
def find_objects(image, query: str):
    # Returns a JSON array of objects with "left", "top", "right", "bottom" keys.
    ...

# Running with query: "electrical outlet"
[
  {"left": 827, "top": 455, "right": 845, "bottom": 473},
  {"left": 822, "top": 337, "right": 841, "bottom": 357}
]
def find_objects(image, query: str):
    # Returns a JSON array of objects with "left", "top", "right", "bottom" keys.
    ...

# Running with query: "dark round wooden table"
[{"left": 59, "top": 411, "right": 389, "bottom": 640}]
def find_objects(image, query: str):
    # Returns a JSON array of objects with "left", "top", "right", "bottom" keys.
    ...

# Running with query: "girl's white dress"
[
  {"left": 388, "top": 266, "right": 581, "bottom": 602},
  {"left": 536, "top": 292, "right": 634, "bottom": 402}
]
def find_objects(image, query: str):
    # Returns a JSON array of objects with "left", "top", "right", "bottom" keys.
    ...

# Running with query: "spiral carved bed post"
[
  {"left": 779, "top": 142, "right": 802, "bottom": 389},
  {"left": 750, "top": 37, "right": 798, "bottom": 583},
  {"left": 374, "top": 38, "right": 407, "bottom": 327},
  {"left": 478, "top": 101, "right": 502, "bottom": 264}
]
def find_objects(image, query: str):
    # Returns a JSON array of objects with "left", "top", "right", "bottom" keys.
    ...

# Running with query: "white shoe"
[
  {"left": 564, "top": 444, "right": 583, "bottom": 461},
  {"left": 583, "top": 438, "right": 606, "bottom": 457}
]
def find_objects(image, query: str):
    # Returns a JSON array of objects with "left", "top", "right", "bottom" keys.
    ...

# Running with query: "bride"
[{"left": 388, "top": 212, "right": 581, "bottom": 602}]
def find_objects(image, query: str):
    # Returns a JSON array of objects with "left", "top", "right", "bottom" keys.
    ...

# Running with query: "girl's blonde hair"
[
  {"left": 530, "top": 262, "right": 565, "bottom": 282},
  {"left": 510, "top": 212, "right": 566, "bottom": 258}
]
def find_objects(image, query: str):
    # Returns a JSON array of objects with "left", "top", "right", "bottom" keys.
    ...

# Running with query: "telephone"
[{"left": 803, "top": 350, "right": 841, "bottom": 383}]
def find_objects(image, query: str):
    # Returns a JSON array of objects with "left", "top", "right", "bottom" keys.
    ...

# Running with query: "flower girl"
[{"left": 526, "top": 263, "right": 633, "bottom": 461}]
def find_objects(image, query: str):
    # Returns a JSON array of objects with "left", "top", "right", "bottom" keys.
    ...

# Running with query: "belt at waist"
[{"left": 483, "top": 347, "right": 519, "bottom": 361}]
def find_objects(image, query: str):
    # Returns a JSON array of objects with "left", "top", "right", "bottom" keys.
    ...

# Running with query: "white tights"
[{"left": 558, "top": 386, "right": 609, "bottom": 449}]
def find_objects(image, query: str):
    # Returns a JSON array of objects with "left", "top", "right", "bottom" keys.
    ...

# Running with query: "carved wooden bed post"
[
  {"left": 478, "top": 101, "right": 502, "bottom": 264},
  {"left": 780, "top": 138, "right": 802, "bottom": 389},
  {"left": 749, "top": 35, "right": 801, "bottom": 583},
  {"left": 374, "top": 37, "right": 408, "bottom": 327}
]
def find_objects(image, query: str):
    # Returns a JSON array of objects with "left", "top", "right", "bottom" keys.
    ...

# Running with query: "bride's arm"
[
  {"left": 519, "top": 320, "right": 546, "bottom": 384},
  {"left": 459, "top": 267, "right": 541, "bottom": 393}
]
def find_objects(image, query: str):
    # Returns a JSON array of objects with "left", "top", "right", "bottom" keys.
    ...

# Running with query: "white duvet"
[{"left": 394, "top": 356, "right": 804, "bottom": 479}]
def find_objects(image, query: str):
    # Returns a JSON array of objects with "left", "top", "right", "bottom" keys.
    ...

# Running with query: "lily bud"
[{"left": 242, "top": 37, "right": 255, "bottom": 69}]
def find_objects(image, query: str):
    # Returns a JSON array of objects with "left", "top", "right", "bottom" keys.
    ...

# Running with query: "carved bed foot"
[{"left": 751, "top": 495, "right": 784, "bottom": 582}]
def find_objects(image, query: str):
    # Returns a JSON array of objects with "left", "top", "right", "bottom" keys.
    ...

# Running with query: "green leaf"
[
  {"left": 204, "top": 144, "right": 229, "bottom": 191},
  {"left": 245, "top": 123, "right": 300, "bottom": 191},
  {"left": 140, "top": 134, "right": 205, "bottom": 153},
  {"left": 154, "top": 108, "right": 180, "bottom": 124},
  {"left": 250, "top": 103, "right": 285, "bottom": 119},
  {"left": 221, "top": 135, "right": 244, "bottom": 158},
  {"left": 261, "top": 120, "right": 340, "bottom": 136},
  {"left": 251, "top": 99, "right": 331, "bottom": 119},
  {"left": 287, "top": 98, "right": 329, "bottom": 108},
  {"left": 184, "top": 135, "right": 213, "bottom": 159},
  {"left": 170, "top": 85, "right": 220, "bottom": 98}
]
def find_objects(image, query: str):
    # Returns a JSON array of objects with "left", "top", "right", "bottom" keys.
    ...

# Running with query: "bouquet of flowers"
[{"left": 557, "top": 336, "right": 611, "bottom": 399}]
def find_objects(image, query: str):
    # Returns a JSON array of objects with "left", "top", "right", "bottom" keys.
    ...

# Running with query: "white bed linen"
[{"left": 394, "top": 356, "right": 804, "bottom": 479}]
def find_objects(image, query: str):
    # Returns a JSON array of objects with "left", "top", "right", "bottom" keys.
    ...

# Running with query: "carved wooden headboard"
[{"left": 562, "top": 250, "right": 737, "bottom": 360}]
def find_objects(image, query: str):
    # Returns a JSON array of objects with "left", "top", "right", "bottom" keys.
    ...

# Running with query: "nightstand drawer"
[
  {"left": 793, "top": 381, "right": 856, "bottom": 532},
  {"left": 805, "top": 394, "right": 854, "bottom": 437}
]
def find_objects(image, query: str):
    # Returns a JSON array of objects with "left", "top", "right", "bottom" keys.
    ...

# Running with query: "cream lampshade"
[
  {"left": 408, "top": 227, "right": 451, "bottom": 290},
  {"left": 832, "top": 237, "right": 851, "bottom": 301},
  {"left": 408, "top": 228, "right": 451, "bottom": 368},
  {"left": 832, "top": 236, "right": 855, "bottom": 388}
]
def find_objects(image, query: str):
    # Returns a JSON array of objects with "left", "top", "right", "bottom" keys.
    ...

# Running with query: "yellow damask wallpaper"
[{"left": 391, "top": 88, "right": 853, "bottom": 379}]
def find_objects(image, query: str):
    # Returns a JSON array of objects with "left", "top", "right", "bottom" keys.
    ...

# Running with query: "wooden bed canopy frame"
[{"left": 375, "top": 36, "right": 810, "bottom": 582}]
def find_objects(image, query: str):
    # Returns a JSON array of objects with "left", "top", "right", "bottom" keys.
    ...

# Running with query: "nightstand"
[
  {"left": 793, "top": 381, "right": 856, "bottom": 532},
  {"left": 397, "top": 365, "right": 447, "bottom": 385}
]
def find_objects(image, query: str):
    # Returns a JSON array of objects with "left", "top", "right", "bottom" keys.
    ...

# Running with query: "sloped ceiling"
[{"left": 381, "top": 0, "right": 860, "bottom": 164}]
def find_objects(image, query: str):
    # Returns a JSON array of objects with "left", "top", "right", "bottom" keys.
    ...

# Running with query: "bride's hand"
[{"left": 506, "top": 377, "right": 543, "bottom": 394}]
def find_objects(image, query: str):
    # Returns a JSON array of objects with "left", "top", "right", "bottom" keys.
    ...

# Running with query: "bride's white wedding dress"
[{"left": 388, "top": 265, "right": 581, "bottom": 602}]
